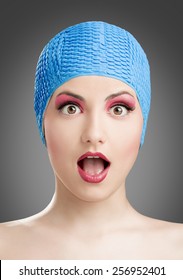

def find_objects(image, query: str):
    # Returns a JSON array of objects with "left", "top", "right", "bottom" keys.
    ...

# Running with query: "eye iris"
[
  {"left": 67, "top": 105, "right": 76, "bottom": 114},
  {"left": 113, "top": 106, "right": 123, "bottom": 115}
]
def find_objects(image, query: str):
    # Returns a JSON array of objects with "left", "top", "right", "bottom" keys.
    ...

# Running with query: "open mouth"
[
  {"left": 77, "top": 152, "right": 111, "bottom": 183},
  {"left": 78, "top": 156, "right": 110, "bottom": 175}
]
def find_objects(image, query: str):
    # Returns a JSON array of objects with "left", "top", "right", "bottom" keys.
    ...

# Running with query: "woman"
[{"left": 0, "top": 21, "right": 182, "bottom": 259}]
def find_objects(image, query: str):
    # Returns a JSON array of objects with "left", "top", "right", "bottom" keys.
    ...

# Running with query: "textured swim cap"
[{"left": 34, "top": 21, "right": 151, "bottom": 146}]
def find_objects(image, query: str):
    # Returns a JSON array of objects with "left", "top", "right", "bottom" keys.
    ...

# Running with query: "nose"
[{"left": 81, "top": 114, "right": 106, "bottom": 145}]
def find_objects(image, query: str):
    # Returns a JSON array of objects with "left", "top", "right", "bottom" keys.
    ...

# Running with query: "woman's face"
[{"left": 44, "top": 76, "right": 143, "bottom": 202}]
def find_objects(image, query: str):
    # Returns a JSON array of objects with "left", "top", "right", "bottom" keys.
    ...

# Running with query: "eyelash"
[
  {"left": 109, "top": 103, "right": 134, "bottom": 116},
  {"left": 57, "top": 101, "right": 82, "bottom": 113},
  {"left": 111, "top": 103, "right": 134, "bottom": 110},
  {"left": 57, "top": 101, "right": 135, "bottom": 116}
]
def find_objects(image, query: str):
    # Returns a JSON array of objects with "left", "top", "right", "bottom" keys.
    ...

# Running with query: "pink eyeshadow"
[
  {"left": 106, "top": 94, "right": 136, "bottom": 110},
  {"left": 55, "top": 94, "right": 84, "bottom": 108}
]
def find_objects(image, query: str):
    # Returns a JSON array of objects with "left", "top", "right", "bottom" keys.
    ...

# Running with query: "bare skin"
[
  {"left": 0, "top": 197, "right": 183, "bottom": 259},
  {"left": 0, "top": 76, "right": 182, "bottom": 259}
]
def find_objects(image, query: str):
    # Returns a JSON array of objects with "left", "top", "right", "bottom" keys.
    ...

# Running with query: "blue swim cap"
[{"left": 34, "top": 21, "right": 151, "bottom": 146}]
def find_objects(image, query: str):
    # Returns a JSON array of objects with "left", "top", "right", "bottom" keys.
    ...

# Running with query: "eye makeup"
[
  {"left": 105, "top": 93, "right": 136, "bottom": 111},
  {"left": 55, "top": 93, "right": 84, "bottom": 111},
  {"left": 55, "top": 91, "right": 136, "bottom": 113}
]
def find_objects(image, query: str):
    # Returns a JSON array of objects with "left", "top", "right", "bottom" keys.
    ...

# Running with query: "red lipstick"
[{"left": 77, "top": 152, "right": 111, "bottom": 183}]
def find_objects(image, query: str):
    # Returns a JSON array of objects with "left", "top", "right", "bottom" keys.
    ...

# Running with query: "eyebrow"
[
  {"left": 56, "top": 91, "right": 85, "bottom": 101},
  {"left": 56, "top": 91, "right": 134, "bottom": 102},
  {"left": 104, "top": 91, "right": 135, "bottom": 101}
]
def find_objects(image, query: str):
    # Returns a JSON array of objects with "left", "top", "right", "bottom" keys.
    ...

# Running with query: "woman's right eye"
[{"left": 59, "top": 103, "right": 81, "bottom": 115}]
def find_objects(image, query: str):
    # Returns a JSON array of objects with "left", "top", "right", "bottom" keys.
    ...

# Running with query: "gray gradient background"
[{"left": 0, "top": 0, "right": 183, "bottom": 223}]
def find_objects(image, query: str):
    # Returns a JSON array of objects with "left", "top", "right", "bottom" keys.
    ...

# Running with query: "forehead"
[{"left": 53, "top": 76, "right": 137, "bottom": 99}]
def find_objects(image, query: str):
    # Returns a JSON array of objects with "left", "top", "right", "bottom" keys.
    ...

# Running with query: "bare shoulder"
[
  {"left": 0, "top": 217, "right": 40, "bottom": 259},
  {"left": 0, "top": 220, "right": 23, "bottom": 239},
  {"left": 151, "top": 218, "right": 183, "bottom": 235},
  {"left": 0, "top": 221, "right": 25, "bottom": 258},
  {"left": 164, "top": 220, "right": 183, "bottom": 243},
  {"left": 145, "top": 217, "right": 183, "bottom": 258},
  {"left": 145, "top": 216, "right": 183, "bottom": 237},
  {"left": 162, "top": 220, "right": 183, "bottom": 256},
  {"left": 0, "top": 219, "right": 32, "bottom": 234}
]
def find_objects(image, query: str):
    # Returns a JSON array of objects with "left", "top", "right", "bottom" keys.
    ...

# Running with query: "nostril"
[{"left": 81, "top": 126, "right": 106, "bottom": 145}]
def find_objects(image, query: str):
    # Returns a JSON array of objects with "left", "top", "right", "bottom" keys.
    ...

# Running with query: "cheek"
[
  {"left": 116, "top": 115, "right": 143, "bottom": 170},
  {"left": 44, "top": 119, "right": 71, "bottom": 166},
  {"left": 125, "top": 121, "right": 142, "bottom": 151}
]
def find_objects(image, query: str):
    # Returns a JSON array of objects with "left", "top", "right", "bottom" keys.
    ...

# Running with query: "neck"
[{"left": 44, "top": 177, "right": 137, "bottom": 235}]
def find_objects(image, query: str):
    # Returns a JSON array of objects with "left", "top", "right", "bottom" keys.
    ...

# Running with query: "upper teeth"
[{"left": 87, "top": 156, "right": 99, "bottom": 159}]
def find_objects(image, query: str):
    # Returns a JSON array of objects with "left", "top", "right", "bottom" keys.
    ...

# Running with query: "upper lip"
[{"left": 77, "top": 151, "right": 111, "bottom": 164}]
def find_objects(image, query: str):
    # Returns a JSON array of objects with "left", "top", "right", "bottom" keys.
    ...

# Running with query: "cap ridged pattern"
[{"left": 34, "top": 21, "right": 151, "bottom": 146}]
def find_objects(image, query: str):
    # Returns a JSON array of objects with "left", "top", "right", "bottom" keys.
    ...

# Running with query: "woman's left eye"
[
  {"left": 109, "top": 105, "right": 129, "bottom": 116},
  {"left": 59, "top": 103, "right": 81, "bottom": 115}
]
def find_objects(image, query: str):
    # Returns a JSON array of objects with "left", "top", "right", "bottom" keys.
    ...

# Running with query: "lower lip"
[{"left": 77, "top": 165, "right": 110, "bottom": 183}]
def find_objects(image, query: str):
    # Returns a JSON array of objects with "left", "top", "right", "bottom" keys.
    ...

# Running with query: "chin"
[{"left": 62, "top": 175, "right": 123, "bottom": 203}]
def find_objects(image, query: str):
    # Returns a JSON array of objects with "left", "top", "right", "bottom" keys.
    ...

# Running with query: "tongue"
[{"left": 82, "top": 158, "right": 105, "bottom": 175}]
